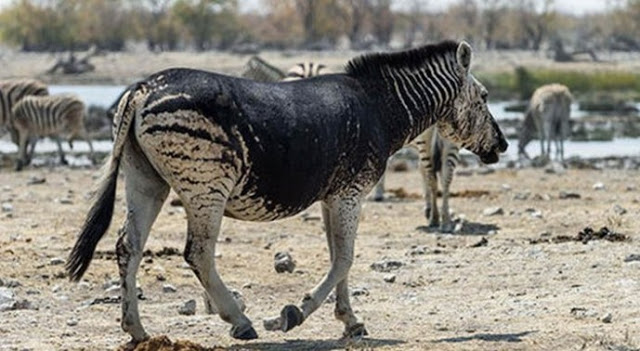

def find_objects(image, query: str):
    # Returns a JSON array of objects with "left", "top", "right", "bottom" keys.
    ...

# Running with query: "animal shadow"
[
  {"left": 433, "top": 330, "right": 535, "bottom": 343},
  {"left": 417, "top": 220, "right": 500, "bottom": 236},
  {"left": 229, "top": 337, "right": 404, "bottom": 351}
]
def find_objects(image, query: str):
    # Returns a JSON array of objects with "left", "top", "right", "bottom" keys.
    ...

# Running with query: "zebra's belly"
[{"left": 224, "top": 192, "right": 315, "bottom": 221}]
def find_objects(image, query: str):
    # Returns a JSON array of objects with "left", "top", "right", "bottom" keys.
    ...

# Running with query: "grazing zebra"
[
  {"left": 11, "top": 94, "right": 95, "bottom": 170},
  {"left": 518, "top": 83, "right": 572, "bottom": 161},
  {"left": 66, "top": 40, "right": 507, "bottom": 344}
]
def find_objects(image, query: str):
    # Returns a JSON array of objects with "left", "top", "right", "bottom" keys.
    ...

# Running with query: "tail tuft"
[{"left": 66, "top": 163, "right": 119, "bottom": 281}]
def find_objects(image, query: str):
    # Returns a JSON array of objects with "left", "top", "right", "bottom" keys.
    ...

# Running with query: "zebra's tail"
[{"left": 66, "top": 84, "right": 143, "bottom": 281}]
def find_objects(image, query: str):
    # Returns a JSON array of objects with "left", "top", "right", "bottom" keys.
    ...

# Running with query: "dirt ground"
[{"left": 0, "top": 161, "right": 639, "bottom": 351}]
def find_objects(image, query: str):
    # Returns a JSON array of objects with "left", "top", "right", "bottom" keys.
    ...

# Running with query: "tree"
[{"left": 172, "top": 0, "right": 240, "bottom": 51}]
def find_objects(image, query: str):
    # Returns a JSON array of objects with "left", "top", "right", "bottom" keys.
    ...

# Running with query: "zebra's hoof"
[
  {"left": 344, "top": 323, "right": 368, "bottom": 339},
  {"left": 372, "top": 195, "right": 384, "bottom": 202},
  {"left": 230, "top": 324, "right": 258, "bottom": 340},
  {"left": 281, "top": 304, "right": 303, "bottom": 332}
]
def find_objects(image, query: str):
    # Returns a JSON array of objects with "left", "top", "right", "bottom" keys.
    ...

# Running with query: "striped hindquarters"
[
  {"left": 0, "top": 79, "right": 49, "bottom": 127},
  {"left": 11, "top": 94, "right": 85, "bottom": 137},
  {"left": 283, "top": 62, "right": 327, "bottom": 81}
]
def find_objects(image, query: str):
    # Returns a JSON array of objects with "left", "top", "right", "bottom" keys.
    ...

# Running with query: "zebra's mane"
[{"left": 345, "top": 40, "right": 459, "bottom": 77}]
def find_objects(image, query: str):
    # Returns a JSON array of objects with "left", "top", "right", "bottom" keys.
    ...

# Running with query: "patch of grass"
[{"left": 478, "top": 67, "right": 640, "bottom": 101}]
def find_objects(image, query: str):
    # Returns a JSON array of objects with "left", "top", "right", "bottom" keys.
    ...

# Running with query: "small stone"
[
  {"left": 383, "top": 274, "right": 396, "bottom": 283},
  {"left": 27, "top": 176, "right": 46, "bottom": 185},
  {"left": 370, "top": 259, "right": 404, "bottom": 272},
  {"left": 169, "top": 198, "right": 183, "bottom": 207},
  {"left": 470, "top": 237, "right": 488, "bottom": 248},
  {"left": 274, "top": 252, "right": 296, "bottom": 273},
  {"left": 601, "top": 312, "right": 612, "bottom": 323},
  {"left": 105, "top": 285, "right": 120, "bottom": 294},
  {"left": 593, "top": 182, "right": 605, "bottom": 190},
  {"left": 0, "top": 287, "right": 16, "bottom": 311},
  {"left": 501, "top": 184, "right": 511, "bottom": 191},
  {"left": 613, "top": 204, "right": 627, "bottom": 216},
  {"left": 513, "top": 192, "right": 530, "bottom": 200},
  {"left": 66, "top": 318, "right": 78, "bottom": 327},
  {"left": 624, "top": 254, "right": 640, "bottom": 262},
  {"left": 530, "top": 210, "right": 543, "bottom": 218},
  {"left": 483, "top": 206, "right": 503, "bottom": 216},
  {"left": 178, "top": 299, "right": 196, "bottom": 316},
  {"left": 58, "top": 198, "right": 73, "bottom": 205},
  {"left": 50, "top": 257, "right": 65, "bottom": 265},
  {"left": 351, "top": 287, "right": 369, "bottom": 297},
  {"left": 407, "top": 245, "right": 427, "bottom": 256},
  {"left": 162, "top": 284, "right": 177, "bottom": 293},
  {"left": 1, "top": 203, "right": 13, "bottom": 213},
  {"left": 559, "top": 191, "right": 581, "bottom": 199}
]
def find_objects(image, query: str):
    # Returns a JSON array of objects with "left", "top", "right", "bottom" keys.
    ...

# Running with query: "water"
[{"left": 49, "top": 85, "right": 126, "bottom": 108}]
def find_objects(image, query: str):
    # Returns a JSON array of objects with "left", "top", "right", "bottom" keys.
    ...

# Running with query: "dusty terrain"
[{"left": 0, "top": 161, "right": 639, "bottom": 351}]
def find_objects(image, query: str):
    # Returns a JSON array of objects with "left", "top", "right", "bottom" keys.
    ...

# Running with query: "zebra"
[
  {"left": 241, "top": 55, "right": 286, "bottom": 82},
  {"left": 10, "top": 94, "right": 95, "bottom": 171},
  {"left": 282, "top": 62, "right": 327, "bottom": 81},
  {"left": 0, "top": 79, "right": 49, "bottom": 130},
  {"left": 518, "top": 83, "right": 572, "bottom": 161},
  {"left": 66, "top": 40, "right": 507, "bottom": 344}
]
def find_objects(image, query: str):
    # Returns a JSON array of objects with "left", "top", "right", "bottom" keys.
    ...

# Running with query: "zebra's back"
[{"left": 12, "top": 94, "right": 85, "bottom": 137}]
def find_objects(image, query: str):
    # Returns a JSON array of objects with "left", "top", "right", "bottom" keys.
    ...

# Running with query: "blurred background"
[{"left": 0, "top": 0, "right": 639, "bottom": 165}]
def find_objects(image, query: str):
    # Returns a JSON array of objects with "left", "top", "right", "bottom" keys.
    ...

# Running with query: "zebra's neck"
[{"left": 362, "top": 54, "right": 461, "bottom": 152}]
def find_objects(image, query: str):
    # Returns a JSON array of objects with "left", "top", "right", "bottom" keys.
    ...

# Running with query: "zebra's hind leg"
[
  {"left": 439, "top": 159, "right": 455, "bottom": 233},
  {"left": 264, "top": 196, "right": 363, "bottom": 337},
  {"left": 15, "top": 130, "right": 30, "bottom": 171},
  {"left": 117, "top": 141, "right": 170, "bottom": 343},
  {"left": 320, "top": 202, "right": 367, "bottom": 338},
  {"left": 182, "top": 193, "right": 257, "bottom": 340},
  {"left": 26, "top": 136, "right": 38, "bottom": 165},
  {"left": 54, "top": 136, "right": 68, "bottom": 165}
]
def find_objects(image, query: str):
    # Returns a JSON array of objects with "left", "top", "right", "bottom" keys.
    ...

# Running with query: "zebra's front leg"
[
  {"left": 183, "top": 195, "right": 257, "bottom": 340},
  {"left": 264, "top": 196, "right": 363, "bottom": 336},
  {"left": 372, "top": 173, "right": 386, "bottom": 202},
  {"left": 15, "top": 131, "right": 30, "bottom": 171},
  {"left": 439, "top": 164, "right": 454, "bottom": 233}
]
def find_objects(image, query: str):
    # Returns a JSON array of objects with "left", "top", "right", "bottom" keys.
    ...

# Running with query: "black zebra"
[
  {"left": 67, "top": 41, "right": 507, "bottom": 344},
  {"left": 11, "top": 94, "right": 94, "bottom": 170}
]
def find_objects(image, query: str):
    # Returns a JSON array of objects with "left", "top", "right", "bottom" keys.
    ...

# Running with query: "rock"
[
  {"left": 370, "top": 259, "right": 404, "bottom": 272},
  {"left": 592, "top": 182, "right": 605, "bottom": 190},
  {"left": 162, "top": 284, "right": 177, "bottom": 293},
  {"left": 559, "top": 191, "right": 581, "bottom": 199},
  {"left": 470, "top": 237, "right": 488, "bottom": 248},
  {"left": 0, "top": 287, "right": 15, "bottom": 311},
  {"left": 613, "top": 204, "right": 627, "bottom": 216},
  {"left": 58, "top": 198, "right": 73, "bottom": 205},
  {"left": 383, "top": 274, "right": 396, "bottom": 283},
  {"left": 50, "top": 257, "right": 65, "bottom": 265},
  {"left": 601, "top": 312, "right": 612, "bottom": 323},
  {"left": 178, "top": 299, "right": 196, "bottom": 316},
  {"left": 351, "top": 287, "right": 369, "bottom": 297},
  {"left": 407, "top": 245, "right": 427, "bottom": 256},
  {"left": 0, "top": 279, "right": 21, "bottom": 288},
  {"left": 274, "top": 252, "right": 296, "bottom": 273},
  {"left": 501, "top": 184, "right": 511, "bottom": 191},
  {"left": 66, "top": 318, "right": 78, "bottom": 327},
  {"left": 530, "top": 210, "right": 543, "bottom": 218},
  {"left": 169, "top": 198, "right": 183, "bottom": 207},
  {"left": 544, "top": 162, "right": 566, "bottom": 174},
  {"left": 513, "top": 192, "right": 530, "bottom": 200},
  {"left": 27, "top": 176, "right": 46, "bottom": 185},
  {"left": 624, "top": 254, "right": 640, "bottom": 262},
  {"left": 483, "top": 206, "right": 503, "bottom": 216},
  {"left": 1, "top": 203, "right": 13, "bottom": 213}
]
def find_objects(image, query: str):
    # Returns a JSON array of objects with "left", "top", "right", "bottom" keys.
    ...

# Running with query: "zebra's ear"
[{"left": 456, "top": 41, "right": 473, "bottom": 75}]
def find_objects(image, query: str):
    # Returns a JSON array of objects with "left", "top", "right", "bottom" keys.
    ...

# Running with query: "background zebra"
[
  {"left": 518, "top": 83, "right": 572, "bottom": 161},
  {"left": 0, "top": 78, "right": 49, "bottom": 132},
  {"left": 11, "top": 93, "right": 94, "bottom": 170},
  {"left": 241, "top": 56, "right": 286, "bottom": 82},
  {"left": 282, "top": 61, "right": 327, "bottom": 81}
]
